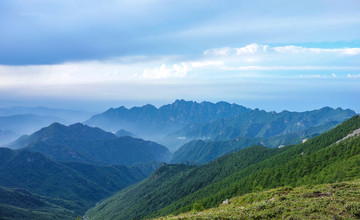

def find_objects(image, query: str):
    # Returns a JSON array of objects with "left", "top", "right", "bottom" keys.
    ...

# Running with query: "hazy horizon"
[{"left": 0, "top": 98, "right": 358, "bottom": 115}]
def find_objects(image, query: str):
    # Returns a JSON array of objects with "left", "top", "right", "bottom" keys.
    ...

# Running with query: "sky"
[{"left": 0, "top": 0, "right": 360, "bottom": 112}]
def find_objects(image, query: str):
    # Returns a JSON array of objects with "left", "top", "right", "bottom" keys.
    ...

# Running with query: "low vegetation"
[{"left": 157, "top": 179, "right": 360, "bottom": 219}]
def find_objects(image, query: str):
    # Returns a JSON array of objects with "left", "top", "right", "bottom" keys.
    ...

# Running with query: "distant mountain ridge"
[
  {"left": 168, "top": 106, "right": 355, "bottom": 140},
  {"left": 0, "top": 106, "right": 93, "bottom": 123},
  {"left": 115, "top": 129, "right": 136, "bottom": 137},
  {"left": 0, "top": 114, "right": 65, "bottom": 136},
  {"left": 84, "top": 100, "right": 249, "bottom": 141},
  {"left": 7, "top": 122, "right": 171, "bottom": 166},
  {"left": 84, "top": 100, "right": 355, "bottom": 151}
]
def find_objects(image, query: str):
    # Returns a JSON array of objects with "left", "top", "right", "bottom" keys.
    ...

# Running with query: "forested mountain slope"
[
  {"left": 8, "top": 122, "right": 116, "bottom": 149},
  {"left": 171, "top": 129, "right": 320, "bottom": 165},
  {"left": 0, "top": 148, "right": 147, "bottom": 216},
  {"left": 7, "top": 123, "right": 171, "bottom": 165},
  {"left": 0, "top": 186, "right": 77, "bottom": 220},
  {"left": 86, "top": 115, "right": 360, "bottom": 220}
]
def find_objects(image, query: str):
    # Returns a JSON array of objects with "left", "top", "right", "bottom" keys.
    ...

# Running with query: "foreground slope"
[
  {"left": 86, "top": 115, "right": 360, "bottom": 220},
  {"left": 158, "top": 180, "right": 360, "bottom": 219}
]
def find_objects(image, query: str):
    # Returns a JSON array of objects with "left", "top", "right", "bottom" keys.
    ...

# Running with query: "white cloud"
[
  {"left": 347, "top": 74, "right": 360, "bottom": 78},
  {"left": 189, "top": 60, "right": 223, "bottom": 68},
  {"left": 204, "top": 47, "right": 232, "bottom": 56},
  {"left": 236, "top": 44, "right": 269, "bottom": 55},
  {"left": 202, "top": 44, "right": 360, "bottom": 70},
  {"left": 273, "top": 46, "right": 360, "bottom": 55},
  {"left": 299, "top": 74, "right": 322, "bottom": 78},
  {"left": 142, "top": 63, "right": 189, "bottom": 79},
  {"left": 205, "top": 44, "right": 360, "bottom": 57},
  {"left": 1, "top": 44, "right": 360, "bottom": 92},
  {"left": 220, "top": 66, "right": 360, "bottom": 71},
  {"left": 141, "top": 60, "right": 223, "bottom": 79},
  {"left": 204, "top": 44, "right": 270, "bottom": 56}
]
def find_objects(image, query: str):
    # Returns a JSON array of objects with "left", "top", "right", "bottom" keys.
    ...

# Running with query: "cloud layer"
[
  {"left": 1, "top": 1, "right": 359, "bottom": 112},
  {"left": 1, "top": 0, "right": 360, "bottom": 65}
]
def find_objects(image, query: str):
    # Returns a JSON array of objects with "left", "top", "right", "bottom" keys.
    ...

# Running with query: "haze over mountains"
[
  {"left": 0, "top": 106, "right": 93, "bottom": 123},
  {"left": 85, "top": 100, "right": 355, "bottom": 152},
  {"left": 0, "top": 129, "right": 18, "bottom": 146},
  {"left": 0, "top": 106, "right": 94, "bottom": 146},
  {"left": 0, "top": 100, "right": 358, "bottom": 219},
  {"left": 0, "top": 120, "right": 170, "bottom": 218},
  {"left": 2, "top": 0, "right": 359, "bottom": 218}
]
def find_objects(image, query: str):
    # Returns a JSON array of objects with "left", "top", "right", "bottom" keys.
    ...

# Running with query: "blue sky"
[{"left": 0, "top": 0, "right": 359, "bottom": 112}]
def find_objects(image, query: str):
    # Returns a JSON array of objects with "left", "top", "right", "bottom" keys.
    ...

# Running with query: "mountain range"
[
  {"left": 85, "top": 100, "right": 355, "bottom": 152},
  {"left": 0, "top": 100, "right": 359, "bottom": 219},
  {"left": 0, "top": 119, "right": 174, "bottom": 219},
  {"left": 85, "top": 115, "right": 360, "bottom": 220}
]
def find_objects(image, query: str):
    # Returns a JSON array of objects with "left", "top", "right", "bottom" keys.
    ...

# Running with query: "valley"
[
  {"left": 85, "top": 114, "right": 360, "bottom": 219},
  {"left": 2, "top": 1, "right": 359, "bottom": 219},
  {"left": 0, "top": 101, "right": 358, "bottom": 219}
]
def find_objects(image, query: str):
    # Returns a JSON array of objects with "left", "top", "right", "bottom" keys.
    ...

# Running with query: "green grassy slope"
[
  {"left": 157, "top": 179, "right": 360, "bottom": 219},
  {"left": 86, "top": 115, "right": 360, "bottom": 220}
]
